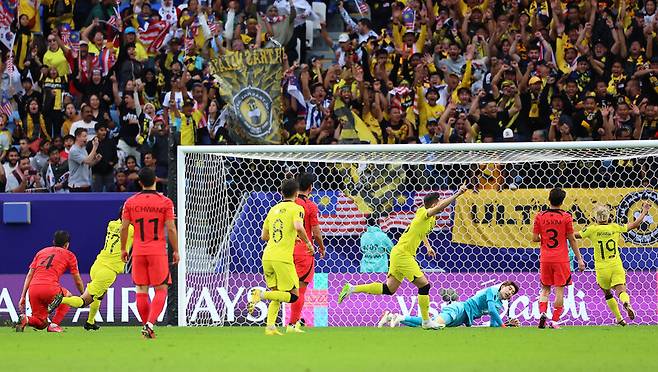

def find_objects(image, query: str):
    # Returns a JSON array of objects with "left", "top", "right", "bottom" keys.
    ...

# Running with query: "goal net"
[{"left": 177, "top": 142, "right": 658, "bottom": 327}]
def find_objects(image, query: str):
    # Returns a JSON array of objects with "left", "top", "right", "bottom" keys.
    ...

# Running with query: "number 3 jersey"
[
  {"left": 29, "top": 247, "right": 79, "bottom": 286},
  {"left": 579, "top": 223, "right": 627, "bottom": 269},
  {"left": 262, "top": 201, "right": 305, "bottom": 263},
  {"left": 95, "top": 219, "right": 135, "bottom": 273},
  {"left": 533, "top": 209, "right": 574, "bottom": 263},
  {"left": 122, "top": 190, "right": 175, "bottom": 256}
]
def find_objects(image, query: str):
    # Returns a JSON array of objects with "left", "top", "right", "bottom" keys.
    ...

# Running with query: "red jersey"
[
  {"left": 294, "top": 194, "right": 320, "bottom": 256},
  {"left": 533, "top": 209, "right": 574, "bottom": 263},
  {"left": 29, "top": 246, "right": 79, "bottom": 286},
  {"left": 122, "top": 190, "right": 175, "bottom": 256}
]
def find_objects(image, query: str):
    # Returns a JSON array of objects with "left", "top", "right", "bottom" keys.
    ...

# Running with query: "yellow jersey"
[
  {"left": 395, "top": 207, "right": 435, "bottom": 256},
  {"left": 94, "top": 219, "right": 134, "bottom": 273},
  {"left": 262, "top": 201, "right": 304, "bottom": 263},
  {"left": 579, "top": 223, "right": 627, "bottom": 269}
]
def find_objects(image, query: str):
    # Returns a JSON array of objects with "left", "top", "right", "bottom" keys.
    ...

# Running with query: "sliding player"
[
  {"left": 50, "top": 208, "right": 134, "bottom": 331},
  {"left": 16, "top": 231, "right": 84, "bottom": 333},
  {"left": 379, "top": 281, "right": 520, "bottom": 328},
  {"left": 575, "top": 203, "right": 651, "bottom": 325},
  {"left": 532, "top": 188, "right": 585, "bottom": 329},
  {"left": 338, "top": 185, "right": 469, "bottom": 330},
  {"left": 248, "top": 178, "right": 314, "bottom": 336},
  {"left": 287, "top": 172, "right": 325, "bottom": 333}
]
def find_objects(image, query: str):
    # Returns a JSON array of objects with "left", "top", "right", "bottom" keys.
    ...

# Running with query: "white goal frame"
[{"left": 176, "top": 140, "right": 658, "bottom": 327}]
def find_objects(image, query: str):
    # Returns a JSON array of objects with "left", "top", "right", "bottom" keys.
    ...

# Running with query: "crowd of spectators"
[{"left": 1, "top": 0, "right": 658, "bottom": 193}]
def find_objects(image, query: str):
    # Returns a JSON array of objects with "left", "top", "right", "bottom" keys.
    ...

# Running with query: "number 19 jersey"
[
  {"left": 95, "top": 219, "right": 135, "bottom": 273},
  {"left": 579, "top": 223, "right": 627, "bottom": 269},
  {"left": 533, "top": 209, "right": 574, "bottom": 263},
  {"left": 262, "top": 201, "right": 305, "bottom": 263}
]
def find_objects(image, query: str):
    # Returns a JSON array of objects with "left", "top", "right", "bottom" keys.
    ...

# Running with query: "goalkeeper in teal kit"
[{"left": 378, "top": 281, "right": 520, "bottom": 328}]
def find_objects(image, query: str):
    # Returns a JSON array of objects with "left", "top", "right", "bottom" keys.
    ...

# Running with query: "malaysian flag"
[
  {"left": 99, "top": 46, "right": 116, "bottom": 77},
  {"left": 311, "top": 190, "right": 455, "bottom": 236},
  {"left": 184, "top": 26, "right": 196, "bottom": 54},
  {"left": 69, "top": 31, "right": 80, "bottom": 56},
  {"left": 107, "top": 6, "right": 122, "bottom": 31},
  {"left": 0, "top": 98, "right": 12, "bottom": 118},
  {"left": 207, "top": 14, "right": 220, "bottom": 36},
  {"left": 140, "top": 20, "right": 170, "bottom": 53},
  {"left": 5, "top": 48, "right": 14, "bottom": 73},
  {"left": 0, "top": 0, "right": 14, "bottom": 28},
  {"left": 402, "top": 7, "right": 416, "bottom": 30},
  {"left": 353, "top": 0, "right": 368, "bottom": 16}
]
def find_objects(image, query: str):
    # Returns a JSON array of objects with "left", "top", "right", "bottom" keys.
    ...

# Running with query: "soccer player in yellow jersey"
[
  {"left": 575, "top": 203, "right": 651, "bottom": 326},
  {"left": 53, "top": 208, "right": 134, "bottom": 330},
  {"left": 248, "top": 179, "right": 314, "bottom": 336},
  {"left": 338, "top": 185, "right": 469, "bottom": 329}
]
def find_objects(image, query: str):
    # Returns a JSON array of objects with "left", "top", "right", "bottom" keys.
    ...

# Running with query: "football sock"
[
  {"left": 539, "top": 301, "right": 548, "bottom": 314},
  {"left": 266, "top": 301, "right": 281, "bottom": 327},
  {"left": 353, "top": 283, "right": 383, "bottom": 295},
  {"left": 87, "top": 299, "right": 101, "bottom": 324},
  {"left": 619, "top": 292, "right": 630, "bottom": 305},
  {"left": 27, "top": 316, "right": 47, "bottom": 330},
  {"left": 62, "top": 296, "right": 84, "bottom": 308},
  {"left": 551, "top": 306, "right": 564, "bottom": 322},
  {"left": 263, "top": 291, "right": 292, "bottom": 302},
  {"left": 289, "top": 286, "right": 307, "bottom": 324},
  {"left": 136, "top": 292, "right": 150, "bottom": 325},
  {"left": 606, "top": 298, "right": 623, "bottom": 322},
  {"left": 51, "top": 303, "right": 70, "bottom": 325},
  {"left": 148, "top": 288, "right": 168, "bottom": 325},
  {"left": 401, "top": 316, "right": 423, "bottom": 327},
  {"left": 418, "top": 295, "right": 430, "bottom": 321}
]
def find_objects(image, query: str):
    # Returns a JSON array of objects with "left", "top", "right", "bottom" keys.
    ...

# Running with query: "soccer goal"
[{"left": 176, "top": 141, "right": 658, "bottom": 327}]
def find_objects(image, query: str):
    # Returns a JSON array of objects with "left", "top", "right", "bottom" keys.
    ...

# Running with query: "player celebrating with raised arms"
[
  {"left": 532, "top": 188, "right": 585, "bottom": 329},
  {"left": 338, "top": 185, "right": 469, "bottom": 330},
  {"left": 380, "top": 281, "right": 520, "bottom": 329},
  {"left": 49, "top": 208, "right": 134, "bottom": 331},
  {"left": 287, "top": 172, "right": 325, "bottom": 333},
  {"left": 16, "top": 231, "right": 84, "bottom": 333},
  {"left": 120, "top": 167, "right": 179, "bottom": 339},
  {"left": 575, "top": 203, "right": 651, "bottom": 325},
  {"left": 248, "top": 178, "right": 314, "bottom": 336}
]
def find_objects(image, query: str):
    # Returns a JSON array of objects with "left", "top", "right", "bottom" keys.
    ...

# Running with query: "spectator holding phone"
[{"left": 68, "top": 128, "right": 101, "bottom": 192}]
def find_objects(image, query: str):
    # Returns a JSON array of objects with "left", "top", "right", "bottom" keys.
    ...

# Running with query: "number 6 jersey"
[
  {"left": 533, "top": 209, "right": 574, "bottom": 263},
  {"left": 262, "top": 200, "right": 305, "bottom": 263}
]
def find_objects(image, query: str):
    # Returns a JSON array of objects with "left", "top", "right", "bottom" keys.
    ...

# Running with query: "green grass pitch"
[{"left": 4, "top": 326, "right": 658, "bottom": 371}]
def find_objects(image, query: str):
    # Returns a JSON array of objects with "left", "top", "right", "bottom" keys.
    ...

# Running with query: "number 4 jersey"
[
  {"left": 262, "top": 200, "right": 305, "bottom": 263},
  {"left": 579, "top": 223, "right": 627, "bottom": 269},
  {"left": 533, "top": 209, "right": 574, "bottom": 263},
  {"left": 95, "top": 219, "right": 135, "bottom": 273},
  {"left": 122, "top": 190, "right": 175, "bottom": 256},
  {"left": 29, "top": 246, "right": 80, "bottom": 286}
]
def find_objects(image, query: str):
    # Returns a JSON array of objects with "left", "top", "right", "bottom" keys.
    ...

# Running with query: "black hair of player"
[
  {"left": 423, "top": 193, "right": 441, "bottom": 208},
  {"left": 138, "top": 167, "right": 156, "bottom": 188},
  {"left": 281, "top": 178, "right": 299, "bottom": 199},
  {"left": 549, "top": 188, "right": 566, "bottom": 207},
  {"left": 53, "top": 230, "right": 70, "bottom": 247},
  {"left": 501, "top": 280, "right": 519, "bottom": 295},
  {"left": 296, "top": 172, "right": 316, "bottom": 192}
]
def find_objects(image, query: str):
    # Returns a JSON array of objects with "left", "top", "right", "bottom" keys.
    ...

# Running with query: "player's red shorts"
[
  {"left": 293, "top": 254, "right": 315, "bottom": 284},
  {"left": 28, "top": 284, "right": 70, "bottom": 322},
  {"left": 540, "top": 262, "right": 572, "bottom": 287},
  {"left": 132, "top": 255, "right": 171, "bottom": 286}
]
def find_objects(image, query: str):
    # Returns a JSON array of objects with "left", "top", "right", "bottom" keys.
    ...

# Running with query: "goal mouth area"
[{"left": 177, "top": 140, "right": 658, "bottom": 165}]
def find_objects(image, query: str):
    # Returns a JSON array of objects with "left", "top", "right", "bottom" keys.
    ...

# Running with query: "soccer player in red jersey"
[
  {"left": 287, "top": 172, "right": 326, "bottom": 333},
  {"left": 15, "top": 231, "right": 84, "bottom": 333},
  {"left": 532, "top": 188, "right": 585, "bottom": 329},
  {"left": 120, "top": 167, "right": 179, "bottom": 339}
]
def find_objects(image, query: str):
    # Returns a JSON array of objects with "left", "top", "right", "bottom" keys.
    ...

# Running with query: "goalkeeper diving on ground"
[{"left": 377, "top": 281, "right": 520, "bottom": 329}]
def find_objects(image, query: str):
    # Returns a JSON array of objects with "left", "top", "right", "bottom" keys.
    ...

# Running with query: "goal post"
[{"left": 177, "top": 141, "right": 658, "bottom": 327}]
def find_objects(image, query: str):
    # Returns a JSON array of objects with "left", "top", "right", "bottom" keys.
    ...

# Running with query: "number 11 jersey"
[
  {"left": 122, "top": 190, "right": 175, "bottom": 256},
  {"left": 262, "top": 200, "right": 305, "bottom": 263},
  {"left": 533, "top": 209, "right": 574, "bottom": 263}
]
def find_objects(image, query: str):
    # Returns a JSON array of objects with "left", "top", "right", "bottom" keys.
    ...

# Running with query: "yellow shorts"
[
  {"left": 87, "top": 262, "right": 118, "bottom": 299},
  {"left": 595, "top": 265, "right": 626, "bottom": 290},
  {"left": 263, "top": 260, "right": 299, "bottom": 291},
  {"left": 388, "top": 251, "right": 423, "bottom": 283}
]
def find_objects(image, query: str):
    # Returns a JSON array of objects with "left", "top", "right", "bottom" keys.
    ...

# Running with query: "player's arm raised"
[
  {"left": 295, "top": 220, "right": 314, "bottom": 254},
  {"left": 427, "top": 184, "right": 469, "bottom": 217},
  {"left": 165, "top": 219, "right": 180, "bottom": 265},
  {"left": 627, "top": 202, "right": 651, "bottom": 231},
  {"left": 18, "top": 269, "right": 35, "bottom": 312}
]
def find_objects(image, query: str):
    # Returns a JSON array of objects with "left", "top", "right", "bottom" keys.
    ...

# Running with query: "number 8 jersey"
[
  {"left": 579, "top": 223, "right": 627, "bottom": 269},
  {"left": 262, "top": 201, "right": 305, "bottom": 263},
  {"left": 533, "top": 209, "right": 574, "bottom": 263}
]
